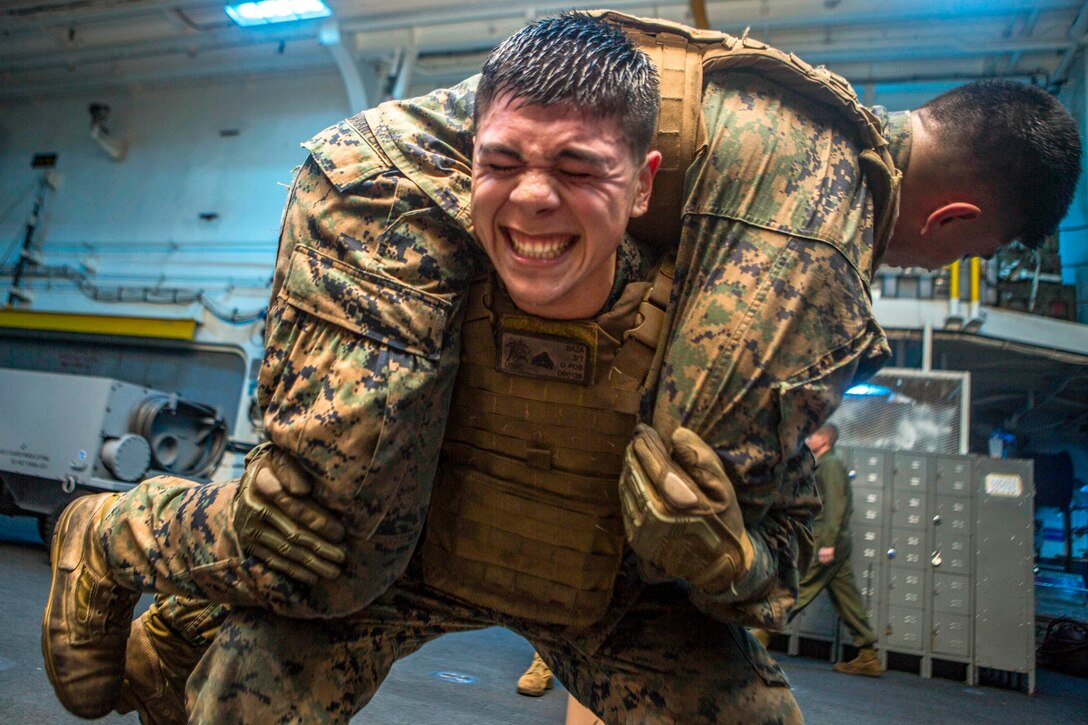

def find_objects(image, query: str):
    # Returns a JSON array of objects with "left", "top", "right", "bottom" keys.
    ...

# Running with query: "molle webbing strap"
[
  {"left": 610, "top": 258, "right": 675, "bottom": 389},
  {"left": 421, "top": 269, "right": 673, "bottom": 627},
  {"left": 442, "top": 440, "right": 625, "bottom": 503},
  {"left": 623, "top": 30, "right": 706, "bottom": 251},
  {"left": 444, "top": 406, "right": 627, "bottom": 473},
  {"left": 447, "top": 387, "right": 638, "bottom": 436},
  {"left": 698, "top": 39, "right": 901, "bottom": 263}
]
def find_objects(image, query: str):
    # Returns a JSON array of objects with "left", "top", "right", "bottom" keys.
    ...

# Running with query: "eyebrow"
[{"left": 476, "top": 142, "right": 610, "bottom": 169}]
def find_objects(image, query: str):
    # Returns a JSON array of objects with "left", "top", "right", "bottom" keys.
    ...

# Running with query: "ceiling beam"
[
  {"left": 1049, "top": 0, "right": 1088, "bottom": 89},
  {"left": 2, "top": 0, "right": 222, "bottom": 32},
  {"left": 319, "top": 20, "right": 368, "bottom": 112}
]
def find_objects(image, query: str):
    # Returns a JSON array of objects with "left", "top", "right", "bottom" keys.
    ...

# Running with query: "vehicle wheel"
[
  {"left": 37, "top": 513, "right": 55, "bottom": 546},
  {"left": 37, "top": 501, "right": 71, "bottom": 546}
]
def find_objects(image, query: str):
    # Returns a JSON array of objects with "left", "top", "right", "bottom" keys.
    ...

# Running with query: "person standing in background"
[{"left": 797, "top": 423, "right": 885, "bottom": 676}]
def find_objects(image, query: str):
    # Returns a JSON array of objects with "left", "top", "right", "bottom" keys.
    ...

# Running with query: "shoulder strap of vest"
[
  {"left": 611, "top": 257, "right": 675, "bottom": 391},
  {"left": 596, "top": 10, "right": 901, "bottom": 270},
  {"left": 698, "top": 38, "right": 900, "bottom": 266}
]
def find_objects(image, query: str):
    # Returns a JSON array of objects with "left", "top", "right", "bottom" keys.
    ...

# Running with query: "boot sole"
[
  {"left": 40, "top": 495, "right": 126, "bottom": 719},
  {"left": 833, "top": 666, "right": 884, "bottom": 677},
  {"left": 41, "top": 497, "right": 86, "bottom": 715},
  {"left": 516, "top": 682, "right": 554, "bottom": 697}
]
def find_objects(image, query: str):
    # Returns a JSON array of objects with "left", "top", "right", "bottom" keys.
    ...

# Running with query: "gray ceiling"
[{"left": 3, "top": 0, "right": 1087, "bottom": 101}]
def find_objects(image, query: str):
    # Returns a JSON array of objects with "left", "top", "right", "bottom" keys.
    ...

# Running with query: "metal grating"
[{"left": 832, "top": 368, "right": 969, "bottom": 454}]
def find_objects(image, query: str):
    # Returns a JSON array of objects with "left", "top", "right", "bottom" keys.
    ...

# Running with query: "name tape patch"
[{"left": 497, "top": 316, "right": 598, "bottom": 385}]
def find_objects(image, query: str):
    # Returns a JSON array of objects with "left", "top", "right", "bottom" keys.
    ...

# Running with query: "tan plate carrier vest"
[
  {"left": 598, "top": 10, "right": 902, "bottom": 267},
  {"left": 422, "top": 264, "right": 672, "bottom": 627}
]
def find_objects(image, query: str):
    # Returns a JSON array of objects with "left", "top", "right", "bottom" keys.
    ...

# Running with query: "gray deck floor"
[{"left": 2, "top": 514, "right": 1085, "bottom": 724}]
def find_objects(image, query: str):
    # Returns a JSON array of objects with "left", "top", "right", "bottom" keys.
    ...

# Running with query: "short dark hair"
[
  {"left": 817, "top": 423, "right": 839, "bottom": 447},
  {"left": 475, "top": 12, "right": 659, "bottom": 159},
  {"left": 920, "top": 80, "right": 1081, "bottom": 248}
]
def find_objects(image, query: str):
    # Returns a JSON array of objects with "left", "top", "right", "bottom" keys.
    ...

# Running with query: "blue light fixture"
[
  {"left": 225, "top": 0, "right": 331, "bottom": 27},
  {"left": 845, "top": 384, "right": 893, "bottom": 397}
]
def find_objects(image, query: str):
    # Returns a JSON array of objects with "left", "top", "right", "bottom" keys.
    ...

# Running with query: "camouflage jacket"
[
  {"left": 647, "top": 70, "right": 894, "bottom": 627},
  {"left": 259, "top": 72, "right": 895, "bottom": 626},
  {"left": 255, "top": 80, "right": 483, "bottom": 614}
]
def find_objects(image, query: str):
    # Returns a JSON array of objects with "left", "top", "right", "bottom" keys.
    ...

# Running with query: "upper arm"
[
  {"left": 258, "top": 147, "right": 481, "bottom": 534},
  {"left": 657, "top": 73, "right": 888, "bottom": 524},
  {"left": 653, "top": 220, "right": 882, "bottom": 525}
]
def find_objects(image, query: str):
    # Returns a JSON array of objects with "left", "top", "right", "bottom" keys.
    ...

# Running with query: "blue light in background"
[
  {"left": 225, "top": 0, "right": 331, "bottom": 26},
  {"left": 845, "top": 383, "right": 893, "bottom": 397}
]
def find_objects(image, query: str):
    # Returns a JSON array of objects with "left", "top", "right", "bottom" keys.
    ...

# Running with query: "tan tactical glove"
[
  {"left": 234, "top": 444, "right": 347, "bottom": 585},
  {"left": 619, "top": 423, "right": 754, "bottom": 594}
]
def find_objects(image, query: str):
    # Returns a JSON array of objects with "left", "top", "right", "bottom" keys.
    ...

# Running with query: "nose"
[{"left": 509, "top": 169, "right": 560, "bottom": 211}]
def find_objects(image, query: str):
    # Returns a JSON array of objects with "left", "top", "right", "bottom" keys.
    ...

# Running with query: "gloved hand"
[
  {"left": 619, "top": 423, "right": 754, "bottom": 594},
  {"left": 233, "top": 445, "right": 347, "bottom": 585}
]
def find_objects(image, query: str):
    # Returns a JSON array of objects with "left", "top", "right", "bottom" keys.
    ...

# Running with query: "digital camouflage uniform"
[
  {"left": 92, "top": 21, "right": 908, "bottom": 720},
  {"left": 104, "top": 66, "right": 900, "bottom": 722},
  {"left": 789, "top": 447, "right": 878, "bottom": 648}
]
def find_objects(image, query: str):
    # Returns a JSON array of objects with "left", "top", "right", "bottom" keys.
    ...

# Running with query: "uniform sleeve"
[
  {"left": 254, "top": 136, "right": 481, "bottom": 613},
  {"left": 814, "top": 457, "right": 849, "bottom": 551},
  {"left": 648, "top": 72, "right": 891, "bottom": 628},
  {"left": 654, "top": 219, "right": 887, "bottom": 629}
]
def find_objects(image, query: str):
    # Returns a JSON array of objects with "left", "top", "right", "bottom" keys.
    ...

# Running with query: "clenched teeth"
[{"left": 508, "top": 230, "right": 574, "bottom": 260}]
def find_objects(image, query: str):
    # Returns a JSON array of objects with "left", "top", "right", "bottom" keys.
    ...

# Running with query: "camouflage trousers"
[
  {"left": 98, "top": 472, "right": 414, "bottom": 618},
  {"left": 790, "top": 553, "right": 876, "bottom": 649},
  {"left": 148, "top": 555, "right": 799, "bottom": 724}
]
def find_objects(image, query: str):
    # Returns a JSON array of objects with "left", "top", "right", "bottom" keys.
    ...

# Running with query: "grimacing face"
[{"left": 470, "top": 95, "right": 659, "bottom": 320}]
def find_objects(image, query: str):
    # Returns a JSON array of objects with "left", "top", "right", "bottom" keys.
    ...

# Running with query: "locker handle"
[
  {"left": 931, "top": 551, "right": 943, "bottom": 567},
  {"left": 932, "top": 514, "right": 942, "bottom": 525},
  {"left": 887, "top": 547, "right": 896, "bottom": 559}
]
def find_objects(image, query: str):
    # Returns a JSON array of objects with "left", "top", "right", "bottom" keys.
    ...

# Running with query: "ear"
[
  {"left": 920, "top": 202, "right": 981, "bottom": 236},
  {"left": 629, "top": 150, "right": 662, "bottom": 218}
]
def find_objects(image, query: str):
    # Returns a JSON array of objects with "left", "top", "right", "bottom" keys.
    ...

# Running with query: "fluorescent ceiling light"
[{"left": 225, "top": 0, "right": 331, "bottom": 26}]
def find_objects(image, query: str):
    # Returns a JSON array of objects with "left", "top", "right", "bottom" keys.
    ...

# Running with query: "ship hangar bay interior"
[{"left": 1, "top": 1, "right": 1088, "bottom": 723}]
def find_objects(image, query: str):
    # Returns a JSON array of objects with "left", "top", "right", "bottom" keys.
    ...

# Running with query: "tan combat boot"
[
  {"left": 41, "top": 493, "right": 142, "bottom": 718},
  {"left": 117, "top": 607, "right": 202, "bottom": 725},
  {"left": 516, "top": 651, "right": 554, "bottom": 696},
  {"left": 834, "top": 647, "right": 885, "bottom": 677}
]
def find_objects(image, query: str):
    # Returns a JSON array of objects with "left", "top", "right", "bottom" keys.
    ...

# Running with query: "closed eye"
[{"left": 480, "top": 162, "right": 518, "bottom": 173}]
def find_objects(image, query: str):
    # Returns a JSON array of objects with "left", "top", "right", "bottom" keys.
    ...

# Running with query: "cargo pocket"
[{"left": 265, "top": 243, "right": 451, "bottom": 536}]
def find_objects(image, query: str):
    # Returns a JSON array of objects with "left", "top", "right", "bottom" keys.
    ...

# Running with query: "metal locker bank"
[{"left": 785, "top": 449, "right": 1036, "bottom": 692}]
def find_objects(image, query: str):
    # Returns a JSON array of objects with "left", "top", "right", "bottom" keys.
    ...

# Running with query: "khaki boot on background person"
[
  {"left": 834, "top": 647, "right": 885, "bottom": 677},
  {"left": 516, "top": 651, "right": 554, "bottom": 696},
  {"left": 41, "top": 493, "right": 142, "bottom": 718}
]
